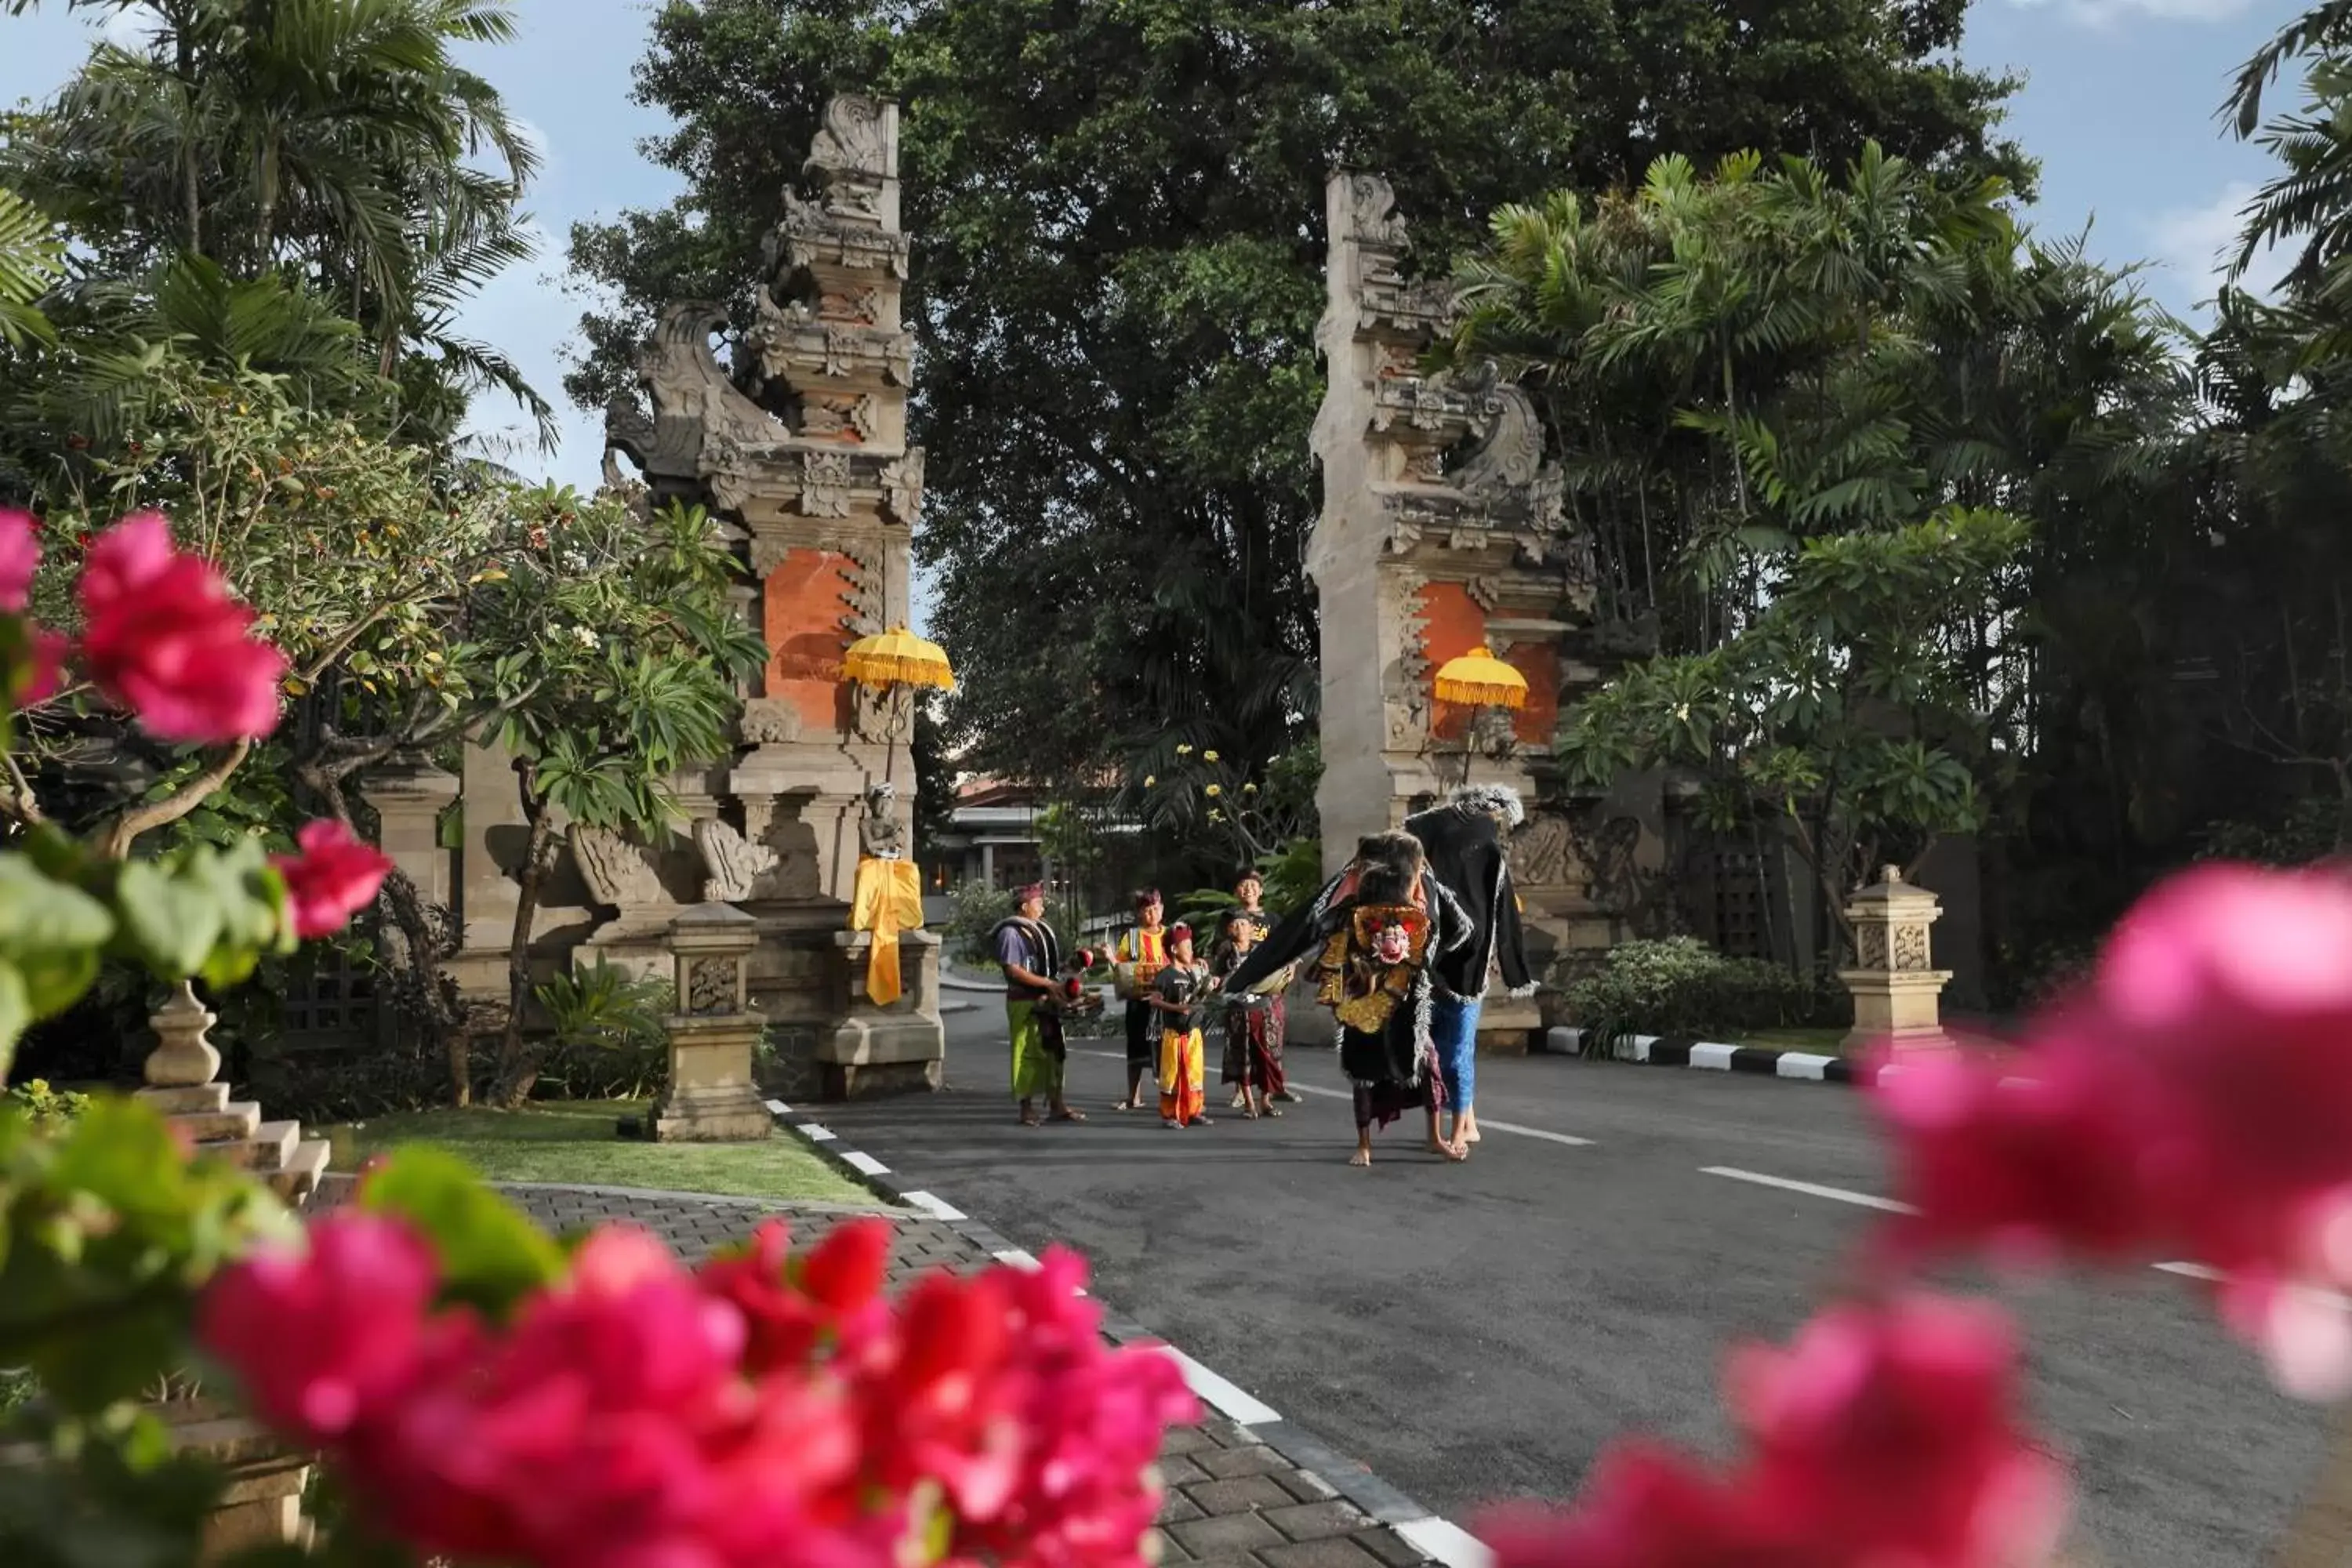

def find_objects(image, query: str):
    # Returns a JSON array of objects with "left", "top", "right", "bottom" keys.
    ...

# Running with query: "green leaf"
[
  {"left": 0, "top": 961, "right": 29, "bottom": 1082},
  {"left": 0, "top": 855, "right": 115, "bottom": 1022},
  {"left": 112, "top": 861, "right": 223, "bottom": 980},
  {"left": 357, "top": 1147, "right": 565, "bottom": 1316}
]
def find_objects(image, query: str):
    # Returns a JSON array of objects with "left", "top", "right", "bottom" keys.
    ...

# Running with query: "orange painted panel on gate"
[
  {"left": 763, "top": 550, "right": 854, "bottom": 731},
  {"left": 1413, "top": 582, "right": 1560, "bottom": 746}
]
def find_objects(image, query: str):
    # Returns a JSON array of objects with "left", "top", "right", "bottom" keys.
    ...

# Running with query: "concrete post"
[
  {"left": 651, "top": 903, "right": 774, "bottom": 1141},
  {"left": 1838, "top": 865, "right": 1955, "bottom": 1056}
]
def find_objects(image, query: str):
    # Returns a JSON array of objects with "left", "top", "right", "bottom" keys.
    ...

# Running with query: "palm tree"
[{"left": 3, "top": 0, "right": 545, "bottom": 447}]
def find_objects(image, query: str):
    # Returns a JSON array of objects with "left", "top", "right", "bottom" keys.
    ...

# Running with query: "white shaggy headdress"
[{"left": 1450, "top": 783, "right": 1525, "bottom": 829}]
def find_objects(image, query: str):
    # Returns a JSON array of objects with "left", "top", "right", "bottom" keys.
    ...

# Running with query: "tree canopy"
[{"left": 568, "top": 0, "right": 2030, "bottom": 793}]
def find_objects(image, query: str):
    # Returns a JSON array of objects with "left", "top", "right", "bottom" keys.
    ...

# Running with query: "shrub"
[
  {"left": 944, "top": 881, "right": 1018, "bottom": 966},
  {"left": 1562, "top": 937, "right": 1830, "bottom": 1057},
  {"left": 2, "top": 1079, "right": 91, "bottom": 1130},
  {"left": 532, "top": 964, "right": 673, "bottom": 1101}
]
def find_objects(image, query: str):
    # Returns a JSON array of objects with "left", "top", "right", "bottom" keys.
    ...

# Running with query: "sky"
[{"left": 0, "top": 0, "right": 2315, "bottom": 637}]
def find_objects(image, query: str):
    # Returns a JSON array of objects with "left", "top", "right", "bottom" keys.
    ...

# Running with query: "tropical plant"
[
  {"left": 0, "top": 187, "right": 64, "bottom": 350},
  {"left": 532, "top": 962, "right": 675, "bottom": 1102},
  {"left": 1559, "top": 935, "right": 1835, "bottom": 1058},
  {"left": 474, "top": 498, "right": 765, "bottom": 1105}
]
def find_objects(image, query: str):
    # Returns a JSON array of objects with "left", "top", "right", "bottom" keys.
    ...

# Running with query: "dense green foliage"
[
  {"left": 568, "top": 0, "right": 2027, "bottom": 797},
  {"left": 1560, "top": 936, "right": 1842, "bottom": 1056}
]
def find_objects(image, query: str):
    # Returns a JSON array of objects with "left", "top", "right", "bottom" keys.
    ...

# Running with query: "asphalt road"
[{"left": 812, "top": 1003, "right": 2333, "bottom": 1565}]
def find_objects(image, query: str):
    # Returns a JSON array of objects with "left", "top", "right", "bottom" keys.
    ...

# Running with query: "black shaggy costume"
[{"left": 1403, "top": 786, "right": 1536, "bottom": 1003}]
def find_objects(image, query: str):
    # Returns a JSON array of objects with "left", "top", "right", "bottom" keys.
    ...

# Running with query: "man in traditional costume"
[
  {"left": 1147, "top": 923, "right": 1214, "bottom": 1127},
  {"left": 1221, "top": 832, "right": 1472, "bottom": 1166},
  {"left": 1404, "top": 784, "right": 1537, "bottom": 1158},
  {"left": 994, "top": 883, "right": 1082, "bottom": 1127},
  {"left": 1112, "top": 889, "right": 1171, "bottom": 1111}
]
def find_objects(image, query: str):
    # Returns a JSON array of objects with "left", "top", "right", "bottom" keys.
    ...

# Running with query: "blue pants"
[{"left": 1431, "top": 995, "right": 1479, "bottom": 1112}]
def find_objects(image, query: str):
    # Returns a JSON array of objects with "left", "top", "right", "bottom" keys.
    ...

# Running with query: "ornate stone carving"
[
  {"left": 693, "top": 818, "right": 782, "bottom": 902},
  {"left": 851, "top": 682, "right": 913, "bottom": 744},
  {"left": 1891, "top": 922, "right": 1933, "bottom": 972},
  {"left": 834, "top": 539, "right": 885, "bottom": 636},
  {"left": 1452, "top": 363, "right": 1547, "bottom": 495},
  {"left": 798, "top": 392, "right": 878, "bottom": 443},
  {"left": 1345, "top": 172, "right": 1410, "bottom": 251},
  {"left": 747, "top": 534, "right": 792, "bottom": 579},
  {"left": 1512, "top": 811, "right": 1577, "bottom": 889},
  {"left": 1465, "top": 575, "right": 1504, "bottom": 613},
  {"left": 570, "top": 824, "right": 666, "bottom": 908},
  {"left": 818, "top": 286, "right": 882, "bottom": 324},
  {"left": 880, "top": 450, "right": 925, "bottom": 524},
  {"left": 686, "top": 956, "right": 740, "bottom": 1015},
  {"left": 1856, "top": 924, "right": 1889, "bottom": 969},
  {"left": 739, "top": 698, "right": 801, "bottom": 746},
  {"left": 607, "top": 303, "right": 786, "bottom": 488},
  {"left": 806, "top": 95, "right": 890, "bottom": 187},
  {"left": 800, "top": 449, "right": 855, "bottom": 517}
]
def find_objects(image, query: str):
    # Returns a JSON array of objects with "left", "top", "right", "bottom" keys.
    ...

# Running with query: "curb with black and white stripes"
[
  {"left": 760, "top": 1096, "right": 1492, "bottom": 1568},
  {"left": 1545, "top": 1025, "right": 1887, "bottom": 1086}
]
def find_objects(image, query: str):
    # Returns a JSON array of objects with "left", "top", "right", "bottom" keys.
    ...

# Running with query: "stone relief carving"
[
  {"left": 834, "top": 539, "right": 885, "bottom": 637},
  {"left": 798, "top": 393, "right": 877, "bottom": 443},
  {"left": 800, "top": 449, "right": 855, "bottom": 517},
  {"left": 746, "top": 533, "right": 793, "bottom": 579},
  {"left": 1511, "top": 811, "right": 1577, "bottom": 889},
  {"left": 1345, "top": 172, "right": 1410, "bottom": 251},
  {"left": 806, "top": 95, "right": 890, "bottom": 186},
  {"left": 693, "top": 818, "right": 784, "bottom": 902},
  {"left": 1465, "top": 575, "right": 1504, "bottom": 613},
  {"left": 569, "top": 825, "right": 666, "bottom": 908},
  {"left": 1451, "top": 361, "right": 1546, "bottom": 495},
  {"left": 1856, "top": 925, "right": 1890, "bottom": 969},
  {"left": 1567, "top": 814, "right": 1668, "bottom": 935},
  {"left": 880, "top": 450, "right": 925, "bottom": 525},
  {"left": 851, "top": 682, "right": 913, "bottom": 745},
  {"left": 686, "top": 956, "right": 739, "bottom": 1015},
  {"left": 1892, "top": 922, "right": 1933, "bottom": 972},
  {"left": 738, "top": 698, "right": 802, "bottom": 746}
]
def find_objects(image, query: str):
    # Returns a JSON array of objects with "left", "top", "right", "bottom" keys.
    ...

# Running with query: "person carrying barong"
[{"left": 993, "top": 883, "right": 1083, "bottom": 1127}]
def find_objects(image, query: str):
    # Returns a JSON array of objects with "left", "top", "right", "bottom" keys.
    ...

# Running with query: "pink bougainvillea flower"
[
  {"left": 1730, "top": 1293, "right": 2067, "bottom": 1568},
  {"left": 75, "top": 510, "right": 287, "bottom": 742},
  {"left": 203, "top": 1210, "right": 1195, "bottom": 1568},
  {"left": 1486, "top": 1295, "right": 2061, "bottom": 1568},
  {"left": 197, "top": 1212, "right": 454, "bottom": 1443},
  {"left": 273, "top": 818, "right": 394, "bottom": 939},
  {"left": 0, "top": 508, "right": 38, "bottom": 612},
  {"left": 1874, "top": 862, "right": 2352, "bottom": 1399}
]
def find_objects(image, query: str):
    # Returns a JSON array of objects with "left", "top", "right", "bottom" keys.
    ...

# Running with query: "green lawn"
[{"left": 322, "top": 1100, "right": 876, "bottom": 1206}]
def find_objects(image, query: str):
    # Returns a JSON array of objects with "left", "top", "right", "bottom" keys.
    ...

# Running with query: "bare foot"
[
  {"left": 1426, "top": 1133, "right": 1451, "bottom": 1156},
  {"left": 1348, "top": 1146, "right": 1372, "bottom": 1167},
  {"left": 1439, "top": 1138, "right": 1468, "bottom": 1162}
]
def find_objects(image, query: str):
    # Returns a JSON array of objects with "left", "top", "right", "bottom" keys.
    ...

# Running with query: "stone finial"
[
  {"left": 144, "top": 980, "right": 220, "bottom": 1087},
  {"left": 1838, "top": 867, "right": 1953, "bottom": 1055}
]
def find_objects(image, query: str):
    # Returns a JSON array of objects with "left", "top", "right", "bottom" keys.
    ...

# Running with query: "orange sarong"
[
  {"left": 849, "top": 858, "right": 926, "bottom": 1006},
  {"left": 1157, "top": 1025, "right": 1206, "bottom": 1126}
]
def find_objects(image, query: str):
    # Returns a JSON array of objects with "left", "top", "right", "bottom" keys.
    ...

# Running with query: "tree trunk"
[{"left": 492, "top": 769, "right": 553, "bottom": 1109}]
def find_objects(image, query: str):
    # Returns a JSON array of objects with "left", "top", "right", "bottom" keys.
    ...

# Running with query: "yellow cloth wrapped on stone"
[{"left": 849, "top": 858, "right": 926, "bottom": 1007}]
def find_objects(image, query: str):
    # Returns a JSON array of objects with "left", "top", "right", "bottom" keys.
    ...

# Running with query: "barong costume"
[{"left": 1221, "top": 833, "right": 1471, "bottom": 1132}]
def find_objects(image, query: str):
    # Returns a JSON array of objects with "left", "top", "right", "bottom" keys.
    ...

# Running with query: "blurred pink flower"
[
  {"left": 273, "top": 819, "right": 394, "bottom": 940},
  {"left": 76, "top": 510, "right": 286, "bottom": 742},
  {"left": 0, "top": 509, "right": 38, "bottom": 612}
]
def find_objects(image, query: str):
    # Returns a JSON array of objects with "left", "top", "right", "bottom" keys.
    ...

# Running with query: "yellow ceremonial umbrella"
[
  {"left": 840, "top": 625, "right": 954, "bottom": 1008},
  {"left": 1432, "top": 645, "right": 1527, "bottom": 710},
  {"left": 842, "top": 625, "right": 956, "bottom": 691}
]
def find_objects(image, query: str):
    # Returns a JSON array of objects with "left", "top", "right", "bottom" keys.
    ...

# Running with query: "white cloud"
[
  {"left": 2005, "top": 0, "right": 2254, "bottom": 24},
  {"left": 2146, "top": 181, "right": 2295, "bottom": 310},
  {"left": 96, "top": 2, "right": 161, "bottom": 49}
]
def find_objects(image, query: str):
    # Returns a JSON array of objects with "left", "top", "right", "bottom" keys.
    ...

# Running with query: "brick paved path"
[{"left": 312, "top": 1176, "right": 1435, "bottom": 1565}]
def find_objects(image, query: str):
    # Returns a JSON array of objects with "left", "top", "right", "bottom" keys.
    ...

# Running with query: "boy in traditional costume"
[
  {"left": 1112, "top": 889, "right": 1171, "bottom": 1111},
  {"left": 1147, "top": 923, "right": 1214, "bottom": 1127},
  {"left": 1221, "top": 832, "right": 1472, "bottom": 1166},
  {"left": 1216, "top": 907, "right": 1287, "bottom": 1119},
  {"left": 1404, "top": 785, "right": 1537, "bottom": 1158},
  {"left": 993, "top": 884, "right": 1083, "bottom": 1127},
  {"left": 1221, "top": 868, "right": 1294, "bottom": 1109}
]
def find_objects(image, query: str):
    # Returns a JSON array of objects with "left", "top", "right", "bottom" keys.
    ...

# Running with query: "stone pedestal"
[
  {"left": 650, "top": 903, "right": 774, "bottom": 1142},
  {"left": 144, "top": 980, "right": 220, "bottom": 1087},
  {"left": 358, "top": 753, "right": 459, "bottom": 907},
  {"left": 1838, "top": 866, "right": 1955, "bottom": 1055},
  {"left": 823, "top": 927, "right": 946, "bottom": 1097},
  {"left": 1474, "top": 991, "right": 1543, "bottom": 1055}
]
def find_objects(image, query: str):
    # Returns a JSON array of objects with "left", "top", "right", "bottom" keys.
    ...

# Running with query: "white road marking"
[
  {"left": 901, "top": 1190, "right": 967, "bottom": 1221},
  {"left": 1702, "top": 1166, "right": 1918, "bottom": 1214},
  {"left": 992, "top": 1247, "right": 1041, "bottom": 1270},
  {"left": 2155, "top": 1261, "right": 2352, "bottom": 1311},
  {"left": 1165, "top": 1348, "right": 1283, "bottom": 1425},
  {"left": 1777, "top": 1052, "right": 1835, "bottom": 1080},
  {"left": 1396, "top": 1516, "right": 1494, "bottom": 1568},
  {"left": 1688, "top": 1042, "right": 1738, "bottom": 1071},
  {"left": 842, "top": 1150, "right": 889, "bottom": 1176},
  {"left": 764, "top": 1098, "right": 791, "bottom": 1115}
]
